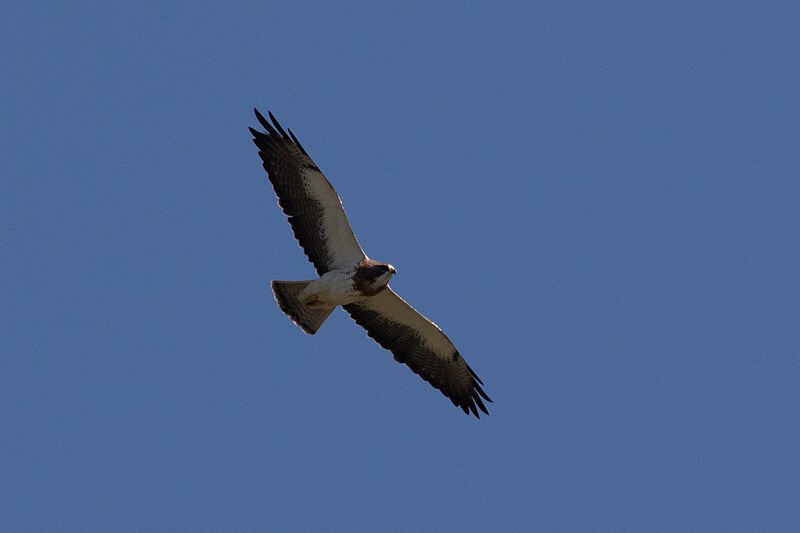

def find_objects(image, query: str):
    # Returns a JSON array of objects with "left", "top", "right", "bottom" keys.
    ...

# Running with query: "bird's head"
[
  {"left": 376, "top": 262, "right": 396, "bottom": 283},
  {"left": 353, "top": 260, "right": 397, "bottom": 296}
]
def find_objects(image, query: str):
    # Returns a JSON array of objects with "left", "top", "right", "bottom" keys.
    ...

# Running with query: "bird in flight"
[{"left": 249, "top": 109, "right": 491, "bottom": 417}]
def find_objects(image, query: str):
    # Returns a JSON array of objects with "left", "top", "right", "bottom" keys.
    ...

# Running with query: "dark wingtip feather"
[
  {"left": 475, "top": 383, "right": 492, "bottom": 403},
  {"left": 254, "top": 108, "right": 278, "bottom": 136},
  {"left": 466, "top": 363, "right": 485, "bottom": 386},
  {"left": 268, "top": 111, "right": 289, "bottom": 138},
  {"left": 474, "top": 393, "right": 488, "bottom": 415},
  {"left": 469, "top": 400, "right": 481, "bottom": 419},
  {"left": 287, "top": 128, "right": 309, "bottom": 156},
  {"left": 254, "top": 108, "right": 269, "bottom": 129},
  {"left": 252, "top": 109, "right": 309, "bottom": 156},
  {"left": 248, "top": 126, "right": 266, "bottom": 139}
]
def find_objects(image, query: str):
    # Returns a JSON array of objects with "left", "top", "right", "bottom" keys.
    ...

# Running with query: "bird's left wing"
[
  {"left": 343, "top": 288, "right": 491, "bottom": 418},
  {"left": 250, "top": 109, "right": 366, "bottom": 275}
]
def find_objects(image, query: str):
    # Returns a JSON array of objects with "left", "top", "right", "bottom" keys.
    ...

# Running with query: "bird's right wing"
[{"left": 250, "top": 109, "right": 366, "bottom": 275}]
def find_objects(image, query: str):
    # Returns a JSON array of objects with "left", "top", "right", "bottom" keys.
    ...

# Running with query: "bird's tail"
[{"left": 270, "top": 280, "right": 335, "bottom": 335}]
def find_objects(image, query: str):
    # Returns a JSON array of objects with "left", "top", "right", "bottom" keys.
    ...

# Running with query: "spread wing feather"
[
  {"left": 250, "top": 109, "right": 366, "bottom": 275},
  {"left": 343, "top": 288, "right": 491, "bottom": 418}
]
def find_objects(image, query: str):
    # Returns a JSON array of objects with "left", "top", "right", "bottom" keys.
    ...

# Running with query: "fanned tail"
[{"left": 271, "top": 280, "right": 334, "bottom": 335}]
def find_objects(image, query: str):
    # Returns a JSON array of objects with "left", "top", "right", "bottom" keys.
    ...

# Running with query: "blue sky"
[{"left": 2, "top": 2, "right": 798, "bottom": 531}]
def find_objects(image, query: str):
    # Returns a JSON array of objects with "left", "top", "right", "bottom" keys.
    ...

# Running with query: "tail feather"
[{"left": 271, "top": 280, "right": 334, "bottom": 335}]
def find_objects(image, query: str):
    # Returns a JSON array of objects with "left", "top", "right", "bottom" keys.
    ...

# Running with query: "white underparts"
[
  {"left": 299, "top": 267, "right": 395, "bottom": 308},
  {"left": 300, "top": 269, "right": 361, "bottom": 308}
]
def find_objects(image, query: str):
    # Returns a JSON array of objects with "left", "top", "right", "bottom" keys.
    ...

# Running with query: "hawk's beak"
[{"left": 389, "top": 266, "right": 396, "bottom": 274}]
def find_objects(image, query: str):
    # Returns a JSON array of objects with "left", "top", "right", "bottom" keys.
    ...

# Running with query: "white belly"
[{"left": 300, "top": 269, "right": 360, "bottom": 308}]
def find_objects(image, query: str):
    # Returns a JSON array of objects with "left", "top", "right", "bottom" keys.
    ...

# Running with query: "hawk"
[{"left": 249, "top": 109, "right": 491, "bottom": 418}]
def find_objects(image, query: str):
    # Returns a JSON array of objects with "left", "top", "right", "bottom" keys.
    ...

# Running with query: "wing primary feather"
[
  {"left": 287, "top": 128, "right": 309, "bottom": 156},
  {"left": 475, "top": 382, "right": 492, "bottom": 402},
  {"left": 248, "top": 126, "right": 266, "bottom": 139},
  {"left": 468, "top": 400, "right": 480, "bottom": 418},
  {"left": 253, "top": 108, "right": 271, "bottom": 130},
  {"left": 254, "top": 108, "right": 279, "bottom": 137},
  {"left": 466, "top": 363, "right": 485, "bottom": 386},
  {"left": 474, "top": 393, "right": 488, "bottom": 415},
  {"left": 268, "top": 111, "right": 289, "bottom": 138}
]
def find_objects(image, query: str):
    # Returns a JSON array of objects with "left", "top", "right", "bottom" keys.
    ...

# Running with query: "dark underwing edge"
[
  {"left": 250, "top": 109, "right": 333, "bottom": 275},
  {"left": 343, "top": 304, "right": 492, "bottom": 419}
]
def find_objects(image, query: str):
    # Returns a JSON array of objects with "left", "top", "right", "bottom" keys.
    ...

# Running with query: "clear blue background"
[{"left": 2, "top": 2, "right": 798, "bottom": 531}]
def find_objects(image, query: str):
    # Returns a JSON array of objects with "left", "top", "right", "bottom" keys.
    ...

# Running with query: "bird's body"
[
  {"left": 250, "top": 109, "right": 491, "bottom": 418},
  {"left": 297, "top": 259, "right": 395, "bottom": 308},
  {"left": 298, "top": 268, "right": 361, "bottom": 308}
]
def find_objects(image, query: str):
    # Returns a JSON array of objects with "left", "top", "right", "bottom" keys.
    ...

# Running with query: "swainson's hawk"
[{"left": 250, "top": 109, "right": 491, "bottom": 418}]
